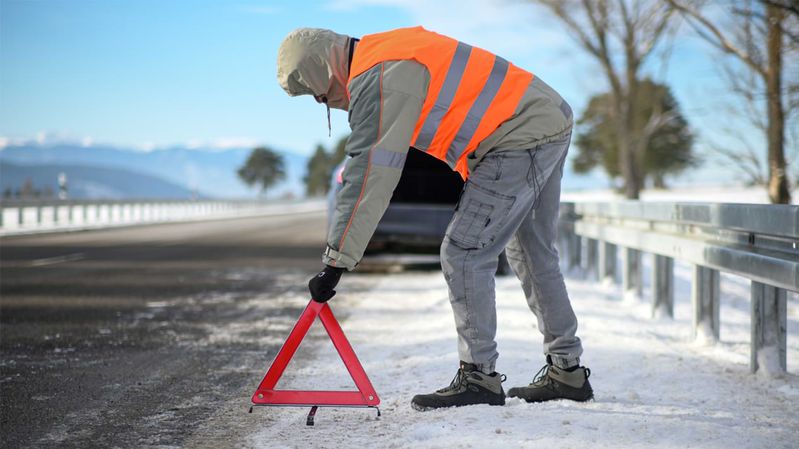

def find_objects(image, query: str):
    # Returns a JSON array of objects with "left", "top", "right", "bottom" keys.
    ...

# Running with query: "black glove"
[{"left": 308, "top": 265, "right": 346, "bottom": 302}]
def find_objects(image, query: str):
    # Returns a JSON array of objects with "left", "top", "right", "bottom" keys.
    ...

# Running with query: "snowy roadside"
[{"left": 241, "top": 260, "right": 798, "bottom": 449}]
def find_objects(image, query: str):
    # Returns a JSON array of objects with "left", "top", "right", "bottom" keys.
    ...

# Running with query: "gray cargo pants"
[{"left": 440, "top": 131, "right": 582, "bottom": 374}]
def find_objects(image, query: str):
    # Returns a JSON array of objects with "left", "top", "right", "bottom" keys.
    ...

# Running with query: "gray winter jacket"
[{"left": 277, "top": 28, "right": 573, "bottom": 270}]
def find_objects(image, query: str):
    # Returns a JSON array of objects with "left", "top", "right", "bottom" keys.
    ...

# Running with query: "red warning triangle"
[{"left": 251, "top": 299, "right": 380, "bottom": 408}]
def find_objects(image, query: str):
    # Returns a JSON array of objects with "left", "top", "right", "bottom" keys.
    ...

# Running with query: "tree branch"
[
  {"left": 761, "top": 0, "right": 799, "bottom": 17},
  {"left": 537, "top": 0, "right": 602, "bottom": 58},
  {"left": 666, "top": 0, "right": 768, "bottom": 77}
]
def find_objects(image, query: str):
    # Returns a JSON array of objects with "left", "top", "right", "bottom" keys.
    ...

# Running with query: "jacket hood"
[{"left": 277, "top": 28, "right": 353, "bottom": 110}]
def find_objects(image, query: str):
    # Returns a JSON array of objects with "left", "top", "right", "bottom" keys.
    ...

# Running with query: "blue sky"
[
  {"left": 1, "top": 0, "right": 420, "bottom": 151},
  {"left": 0, "top": 0, "right": 782, "bottom": 184}
]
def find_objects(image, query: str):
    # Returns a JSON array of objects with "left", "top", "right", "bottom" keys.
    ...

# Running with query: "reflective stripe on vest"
[
  {"left": 348, "top": 26, "right": 533, "bottom": 180},
  {"left": 414, "top": 41, "right": 471, "bottom": 150},
  {"left": 447, "top": 54, "right": 509, "bottom": 167}
]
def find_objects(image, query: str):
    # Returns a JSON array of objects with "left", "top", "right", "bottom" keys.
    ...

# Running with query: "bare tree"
[
  {"left": 532, "top": 0, "right": 678, "bottom": 198},
  {"left": 763, "top": 0, "right": 799, "bottom": 42},
  {"left": 667, "top": 0, "right": 797, "bottom": 203}
]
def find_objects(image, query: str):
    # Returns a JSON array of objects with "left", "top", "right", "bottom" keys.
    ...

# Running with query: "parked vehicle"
[{"left": 327, "top": 148, "right": 511, "bottom": 273}]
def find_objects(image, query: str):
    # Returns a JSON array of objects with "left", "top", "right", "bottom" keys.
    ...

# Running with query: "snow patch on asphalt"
[{"left": 244, "top": 267, "right": 798, "bottom": 448}]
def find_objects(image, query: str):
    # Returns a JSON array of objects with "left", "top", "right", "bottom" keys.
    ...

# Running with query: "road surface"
[{"left": 1, "top": 212, "right": 327, "bottom": 448}]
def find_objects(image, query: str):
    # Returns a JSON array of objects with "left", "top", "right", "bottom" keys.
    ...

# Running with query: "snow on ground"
[{"left": 246, "top": 259, "right": 799, "bottom": 449}]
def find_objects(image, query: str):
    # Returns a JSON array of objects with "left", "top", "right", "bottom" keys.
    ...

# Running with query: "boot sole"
[
  {"left": 508, "top": 393, "right": 594, "bottom": 403},
  {"left": 411, "top": 400, "right": 506, "bottom": 412},
  {"left": 411, "top": 402, "right": 436, "bottom": 412}
]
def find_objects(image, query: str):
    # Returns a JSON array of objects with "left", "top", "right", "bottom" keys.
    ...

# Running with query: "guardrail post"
[
  {"left": 586, "top": 238, "right": 599, "bottom": 279},
  {"left": 652, "top": 255, "right": 674, "bottom": 318},
  {"left": 2, "top": 208, "right": 21, "bottom": 230},
  {"left": 71, "top": 205, "right": 85, "bottom": 226},
  {"left": 122, "top": 204, "right": 132, "bottom": 222},
  {"left": 56, "top": 205, "right": 70, "bottom": 225},
  {"left": 692, "top": 265, "right": 720, "bottom": 343},
  {"left": 750, "top": 281, "right": 787, "bottom": 375},
  {"left": 40, "top": 206, "right": 55, "bottom": 228},
  {"left": 598, "top": 241, "right": 617, "bottom": 283},
  {"left": 22, "top": 207, "right": 38, "bottom": 228},
  {"left": 111, "top": 204, "right": 122, "bottom": 223},
  {"left": 622, "top": 248, "right": 642, "bottom": 297},
  {"left": 568, "top": 233, "right": 582, "bottom": 270},
  {"left": 86, "top": 205, "right": 98, "bottom": 224},
  {"left": 98, "top": 205, "right": 110, "bottom": 223}
]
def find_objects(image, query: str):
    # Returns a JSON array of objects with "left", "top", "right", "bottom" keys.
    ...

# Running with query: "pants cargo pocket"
[{"left": 447, "top": 182, "right": 515, "bottom": 250}]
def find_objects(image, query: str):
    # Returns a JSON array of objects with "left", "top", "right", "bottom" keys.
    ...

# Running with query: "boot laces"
[
  {"left": 436, "top": 369, "right": 506, "bottom": 394},
  {"left": 531, "top": 364, "right": 551, "bottom": 387},
  {"left": 531, "top": 364, "right": 590, "bottom": 387},
  {"left": 437, "top": 367, "right": 468, "bottom": 394}
]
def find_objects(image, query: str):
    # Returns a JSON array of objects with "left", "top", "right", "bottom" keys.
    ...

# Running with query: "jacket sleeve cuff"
[{"left": 322, "top": 246, "right": 358, "bottom": 271}]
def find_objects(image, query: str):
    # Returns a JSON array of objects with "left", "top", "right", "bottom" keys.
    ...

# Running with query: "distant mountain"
[
  {"left": 0, "top": 142, "right": 308, "bottom": 199},
  {"left": 0, "top": 140, "right": 608, "bottom": 200},
  {"left": 1, "top": 161, "right": 199, "bottom": 199}
]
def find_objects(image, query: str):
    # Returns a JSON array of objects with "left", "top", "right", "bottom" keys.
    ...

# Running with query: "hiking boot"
[
  {"left": 411, "top": 362, "right": 506, "bottom": 411},
  {"left": 507, "top": 364, "right": 593, "bottom": 403}
]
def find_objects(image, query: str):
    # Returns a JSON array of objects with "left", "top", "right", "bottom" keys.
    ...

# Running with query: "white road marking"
[{"left": 29, "top": 253, "right": 86, "bottom": 267}]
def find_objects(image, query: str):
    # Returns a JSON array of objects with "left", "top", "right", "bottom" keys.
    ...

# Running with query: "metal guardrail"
[
  {"left": 559, "top": 201, "right": 799, "bottom": 376},
  {"left": 0, "top": 199, "right": 325, "bottom": 236}
]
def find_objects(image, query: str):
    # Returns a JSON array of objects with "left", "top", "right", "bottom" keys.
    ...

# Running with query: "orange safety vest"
[{"left": 348, "top": 26, "right": 534, "bottom": 179}]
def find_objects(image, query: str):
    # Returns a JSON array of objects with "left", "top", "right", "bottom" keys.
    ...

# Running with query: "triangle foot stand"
[{"left": 250, "top": 300, "right": 381, "bottom": 426}]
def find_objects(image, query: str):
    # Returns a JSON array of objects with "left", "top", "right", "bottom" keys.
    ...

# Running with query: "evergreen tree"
[
  {"left": 237, "top": 147, "right": 286, "bottom": 196},
  {"left": 303, "top": 135, "right": 351, "bottom": 196},
  {"left": 304, "top": 144, "right": 331, "bottom": 196},
  {"left": 574, "top": 79, "right": 696, "bottom": 188},
  {"left": 330, "top": 135, "right": 348, "bottom": 169}
]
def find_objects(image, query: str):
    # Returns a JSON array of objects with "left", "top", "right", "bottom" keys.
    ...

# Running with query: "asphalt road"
[{"left": 0, "top": 211, "right": 330, "bottom": 448}]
